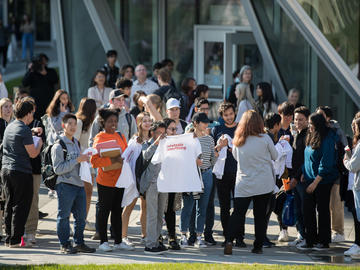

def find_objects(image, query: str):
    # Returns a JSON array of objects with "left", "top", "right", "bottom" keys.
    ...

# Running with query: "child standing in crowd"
[
  {"left": 180, "top": 113, "right": 218, "bottom": 248},
  {"left": 90, "top": 109, "right": 133, "bottom": 252},
  {"left": 52, "top": 113, "right": 95, "bottom": 254},
  {"left": 139, "top": 121, "right": 168, "bottom": 254},
  {"left": 74, "top": 98, "right": 97, "bottom": 231}
]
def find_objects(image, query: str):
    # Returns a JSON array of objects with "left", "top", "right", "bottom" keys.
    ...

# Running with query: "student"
[
  {"left": 181, "top": 77, "right": 197, "bottom": 116},
  {"left": 101, "top": 50, "right": 119, "bottom": 89},
  {"left": 263, "top": 112, "right": 281, "bottom": 248},
  {"left": 74, "top": 98, "right": 97, "bottom": 231},
  {"left": 255, "top": 82, "right": 278, "bottom": 118},
  {"left": 115, "top": 78, "right": 133, "bottom": 111},
  {"left": 140, "top": 121, "right": 168, "bottom": 254},
  {"left": 130, "top": 90, "right": 146, "bottom": 119},
  {"left": 121, "top": 112, "right": 151, "bottom": 247},
  {"left": 211, "top": 102, "right": 239, "bottom": 246},
  {"left": 120, "top": 64, "right": 134, "bottom": 81},
  {"left": 343, "top": 117, "right": 360, "bottom": 257},
  {"left": 277, "top": 102, "right": 295, "bottom": 146},
  {"left": 2, "top": 98, "right": 43, "bottom": 247},
  {"left": 165, "top": 98, "right": 187, "bottom": 135},
  {"left": 180, "top": 113, "right": 218, "bottom": 248},
  {"left": 87, "top": 70, "right": 112, "bottom": 109},
  {"left": 316, "top": 105, "right": 347, "bottom": 243},
  {"left": 288, "top": 106, "right": 310, "bottom": 247},
  {"left": 150, "top": 62, "right": 162, "bottom": 84},
  {"left": 224, "top": 110, "right": 278, "bottom": 255},
  {"left": 90, "top": 108, "right": 133, "bottom": 252},
  {"left": 52, "top": 113, "right": 95, "bottom": 254},
  {"left": 287, "top": 88, "right": 303, "bottom": 108},
  {"left": 45, "top": 89, "right": 74, "bottom": 145},
  {"left": 186, "top": 85, "right": 209, "bottom": 123},
  {"left": 234, "top": 83, "right": 256, "bottom": 124},
  {"left": 297, "top": 113, "right": 338, "bottom": 251}
]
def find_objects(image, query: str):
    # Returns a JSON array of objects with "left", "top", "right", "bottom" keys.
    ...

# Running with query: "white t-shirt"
[{"left": 152, "top": 133, "right": 202, "bottom": 192}]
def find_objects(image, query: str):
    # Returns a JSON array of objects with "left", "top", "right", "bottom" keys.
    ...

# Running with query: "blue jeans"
[
  {"left": 55, "top": 182, "right": 86, "bottom": 246},
  {"left": 22, "top": 33, "right": 33, "bottom": 60},
  {"left": 180, "top": 169, "right": 213, "bottom": 234},
  {"left": 295, "top": 181, "right": 306, "bottom": 238}
]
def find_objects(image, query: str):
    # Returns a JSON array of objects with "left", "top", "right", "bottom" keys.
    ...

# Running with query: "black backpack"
[{"left": 41, "top": 139, "right": 67, "bottom": 190}]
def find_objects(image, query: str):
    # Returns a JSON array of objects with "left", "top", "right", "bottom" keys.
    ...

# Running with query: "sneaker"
[
  {"left": 235, "top": 239, "right": 247, "bottom": 248},
  {"left": 140, "top": 236, "right": 146, "bottom": 244},
  {"left": 188, "top": 233, "right": 196, "bottom": 246},
  {"left": 98, "top": 242, "right": 112, "bottom": 252},
  {"left": 331, "top": 233, "right": 345, "bottom": 243},
  {"left": 168, "top": 238, "right": 181, "bottom": 250},
  {"left": 180, "top": 234, "right": 188, "bottom": 248},
  {"left": 344, "top": 244, "right": 360, "bottom": 256},
  {"left": 278, "top": 229, "right": 289, "bottom": 242},
  {"left": 288, "top": 236, "right": 303, "bottom": 247},
  {"left": 39, "top": 211, "right": 48, "bottom": 219},
  {"left": 91, "top": 232, "right": 100, "bottom": 240},
  {"left": 195, "top": 236, "right": 207, "bottom": 248},
  {"left": 114, "top": 242, "right": 135, "bottom": 251},
  {"left": 75, "top": 243, "right": 96, "bottom": 253},
  {"left": 60, "top": 242, "right": 77, "bottom": 254},
  {"left": 295, "top": 239, "right": 306, "bottom": 248},
  {"left": 85, "top": 221, "right": 96, "bottom": 232},
  {"left": 350, "top": 252, "right": 360, "bottom": 260},
  {"left": 263, "top": 239, "right": 275, "bottom": 248},
  {"left": 144, "top": 246, "right": 166, "bottom": 255},
  {"left": 296, "top": 242, "right": 314, "bottom": 251},
  {"left": 158, "top": 241, "right": 168, "bottom": 252},
  {"left": 25, "top": 234, "right": 36, "bottom": 244},
  {"left": 204, "top": 234, "right": 217, "bottom": 246},
  {"left": 122, "top": 237, "right": 135, "bottom": 247},
  {"left": 251, "top": 247, "right": 263, "bottom": 254},
  {"left": 48, "top": 190, "right": 57, "bottom": 199},
  {"left": 224, "top": 242, "right": 233, "bottom": 255},
  {"left": 313, "top": 243, "right": 330, "bottom": 251}
]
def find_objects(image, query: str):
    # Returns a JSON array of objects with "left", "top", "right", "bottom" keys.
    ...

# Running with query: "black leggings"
[
  {"left": 97, "top": 183, "right": 124, "bottom": 244},
  {"left": 165, "top": 193, "right": 176, "bottom": 239}
]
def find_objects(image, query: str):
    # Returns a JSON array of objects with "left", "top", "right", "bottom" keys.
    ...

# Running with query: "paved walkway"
[{"left": 0, "top": 184, "right": 360, "bottom": 266}]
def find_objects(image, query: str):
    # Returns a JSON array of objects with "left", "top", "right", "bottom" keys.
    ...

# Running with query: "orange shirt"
[{"left": 91, "top": 132, "right": 127, "bottom": 187}]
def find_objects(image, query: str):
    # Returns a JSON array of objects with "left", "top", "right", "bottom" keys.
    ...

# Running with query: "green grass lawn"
[{"left": 1, "top": 264, "right": 360, "bottom": 270}]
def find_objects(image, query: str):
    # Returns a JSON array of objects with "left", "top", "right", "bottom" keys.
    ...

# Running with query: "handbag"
[{"left": 282, "top": 193, "right": 297, "bottom": 226}]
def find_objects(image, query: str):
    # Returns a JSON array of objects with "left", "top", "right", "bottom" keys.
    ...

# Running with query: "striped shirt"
[{"left": 197, "top": 135, "right": 217, "bottom": 170}]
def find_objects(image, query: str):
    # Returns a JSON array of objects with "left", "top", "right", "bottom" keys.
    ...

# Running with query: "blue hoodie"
[{"left": 303, "top": 129, "right": 339, "bottom": 185}]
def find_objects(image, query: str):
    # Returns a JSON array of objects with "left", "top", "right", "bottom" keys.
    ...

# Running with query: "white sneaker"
[
  {"left": 114, "top": 242, "right": 135, "bottom": 251},
  {"left": 195, "top": 236, "right": 207, "bottom": 248},
  {"left": 288, "top": 235, "right": 303, "bottom": 247},
  {"left": 296, "top": 239, "right": 306, "bottom": 247},
  {"left": 278, "top": 229, "right": 289, "bottom": 242},
  {"left": 345, "top": 244, "right": 360, "bottom": 256},
  {"left": 122, "top": 237, "right": 134, "bottom": 247},
  {"left": 48, "top": 190, "right": 57, "bottom": 199},
  {"left": 24, "top": 234, "right": 36, "bottom": 244},
  {"left": 332, "top": 233, "right": 345, "bottom": 243},
  {"left": 99, "top": 242, "right": 112, "bottom": 252},
  {"left": 180, "top": 234, "right": 188, "bottom": 248},
  {"left": 85, "top": 221, "right": 96, "bottom": 231}
]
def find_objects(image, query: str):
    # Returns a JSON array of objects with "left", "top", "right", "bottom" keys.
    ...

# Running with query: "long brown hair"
[
  {"left": 233, "top": 110, "right": 264, "bottom": 147},
  {"left": 76, "top": 98, "right": 97, "bottom": 132},
  {"left": 306, "top": 113, "right": 330, "bottom": 149},
  {"left": 46, "top": 89, "right": 74, "bottom": 117},
  {"left": 136, "top": 112, "right": 152, "bottom": 142},
  {"left": 352, "top": 118, "right": 360, "bottom": 147}
]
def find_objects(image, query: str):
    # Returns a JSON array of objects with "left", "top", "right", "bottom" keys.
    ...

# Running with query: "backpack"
[
  {"left": 134, "top": 151, "right": 153, "bottom": 192},
  {"left": 41, "top": 139, "right": 67, "bottom": 190},
  {"left": 125, "top": 113, "right": 132, "bottom": 140}
]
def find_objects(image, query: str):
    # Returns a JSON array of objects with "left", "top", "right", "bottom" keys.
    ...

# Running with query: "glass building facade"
[{"left": 55, "top": 0, "right": 359, "bottom": 134}]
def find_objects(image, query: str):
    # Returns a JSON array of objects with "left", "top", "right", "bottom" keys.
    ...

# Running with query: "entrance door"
[{"left": 194, "top": 25, "right": 263, "bottom": 101}]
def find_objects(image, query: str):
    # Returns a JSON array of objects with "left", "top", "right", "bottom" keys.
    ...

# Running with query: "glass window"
[
  {"left": 252, "top": 0, "right": 358, "bottom": 133},
  {"left": 298, "top": 0, "right": 360, "bottom": 80}
]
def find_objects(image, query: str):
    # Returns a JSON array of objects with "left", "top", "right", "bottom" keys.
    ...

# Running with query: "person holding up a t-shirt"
[
  {"left": 211, "top": 102, "right": 241, "bottom": 247},
  {"left": 2, "top": 98, "right": 43, "bottom": 247}
]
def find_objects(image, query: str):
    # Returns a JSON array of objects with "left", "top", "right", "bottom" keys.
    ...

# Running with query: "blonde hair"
[
  {"left": 0, "top": 98, "right": 13, "bottom": 120},
  {"left": 147, "top": 94, "right": 165, "bottom": 116},
  {"left": 235, "top": 83, "right": 256, "bottom": 109}
]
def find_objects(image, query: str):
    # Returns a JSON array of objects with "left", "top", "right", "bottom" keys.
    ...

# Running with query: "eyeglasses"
[{"left": 199, "top": 108, "right": 209, "bottom": 112}]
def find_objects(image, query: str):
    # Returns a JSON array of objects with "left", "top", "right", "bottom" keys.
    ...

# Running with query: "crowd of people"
[{"left": 0, "top": 49, "right": 360, "bottom": 259}]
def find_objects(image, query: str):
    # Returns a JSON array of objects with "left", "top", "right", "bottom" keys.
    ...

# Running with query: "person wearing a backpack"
[
  {"left": 90, "top": 108, "right": 134, "bottom": 252},
  {"left": 316, "top": 106, "right": 348, "bottom": 243},
  {"left": 89, "top": 89, "right": 137, "bottom": 146},
  {"left": 2, "top": 98, "right": 43, "bottom": 247},
  {"left": 51, "top": 113, "right": 95, "bottom": 254},
  {"left": 139, "top": 120, "right": 168, "bottom": 254}
]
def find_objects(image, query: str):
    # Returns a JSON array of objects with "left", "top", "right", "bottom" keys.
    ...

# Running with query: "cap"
[
  {"left": 109, "top": 89, "right": 128, "bottom": 101},
  {"left": 192, "top": 112, "right": 210, "bottom": 123},
  {"left": 166, "top": 98, "right": 180, "bottom": 110}
]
